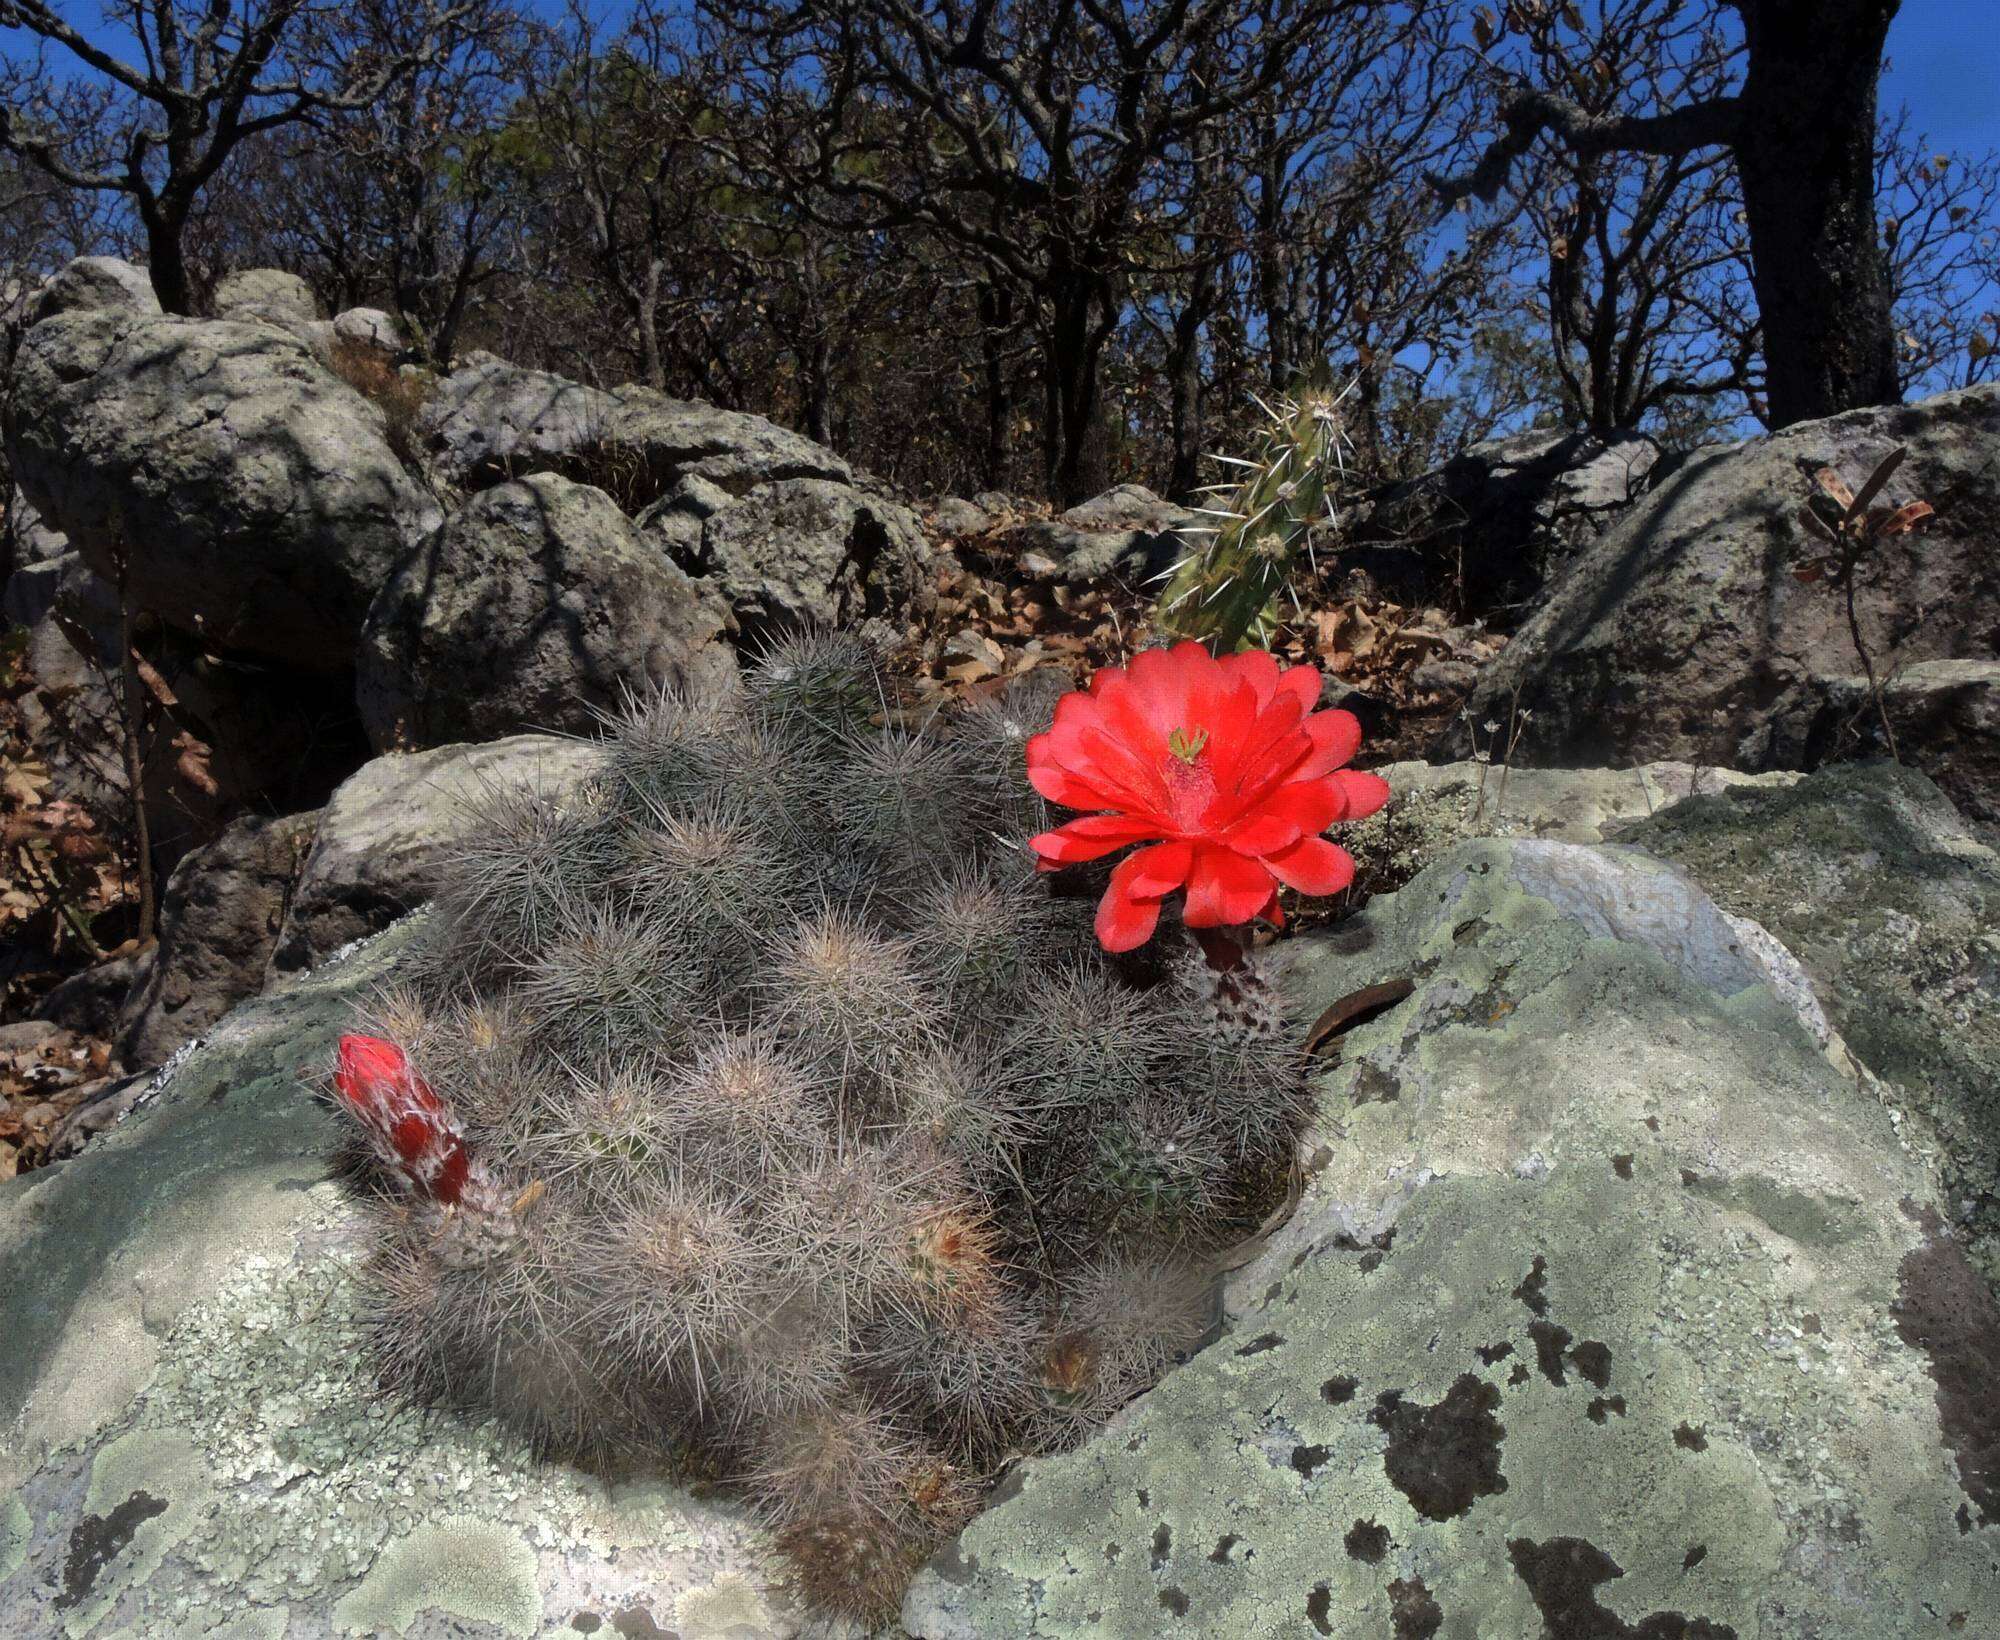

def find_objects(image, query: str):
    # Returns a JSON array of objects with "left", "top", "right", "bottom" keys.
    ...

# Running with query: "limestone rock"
[
  {"left": 113, "top": 810, "right": 321, "bottom": 1069},
  {"left": 7, "top": 302, "right": 442, "bottom": 671},
  {"left": 1339, "top": 756, "right": 1800, "bottom": 901},
  {"left": 694, "top": 475, "right": 936, "bottom": 641},
  {"left": 331, "top": 306, "right": 407, "bottom": 355},
  {"left": 0, "top": 916, "right": 813, "bottom": 1638},
  {"left": 417, "top": 357, "right": 851, "bottom": 500},
  {"left": 30, "top": 950, "right": 152, "bottom": 1038},
  {"left": 211, "top": 268, "right": 320, "bottom": 327},
  {"left": 903, "top": 838, "right": 1999, "bottom": 1637},
  {"left": 355, "top": 472, "right": 735, "bottom": 751},
  {"left": 1621, "top": 762, "right": 2000, "bottom": 1290},
  {"left": 1450, "top": 385, "right": 2000, "bottom": 792},
  {"left": 268, "top": 734, "right": 606, "bottom": 980},
  {"left": 1004, "top": 483, "right": 1196, "bottom": 586},
  {"left": 930, "top": 496, "right": 996, "bottom": 538},
  {"left": 1372, "top": 426, "right": 1657, "bottom": 609},
  {"left": 27, "top": 256, "right": 160, "bottom": 324},
  {"left": 1806, "top": 659, "right": 2000, "bottom": 834}
]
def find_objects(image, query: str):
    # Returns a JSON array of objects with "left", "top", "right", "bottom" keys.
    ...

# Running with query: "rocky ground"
[{"left": 2, "top": 256, "right": 1996, "bottom": 1635}]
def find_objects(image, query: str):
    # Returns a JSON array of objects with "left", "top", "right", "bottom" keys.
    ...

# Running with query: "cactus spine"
[
  {"left": 321, "top": 634, "right": 1313, "bottom": 1622},
  {"left": 1154, "top": 370, "right": 1354, "bottom": 651}
]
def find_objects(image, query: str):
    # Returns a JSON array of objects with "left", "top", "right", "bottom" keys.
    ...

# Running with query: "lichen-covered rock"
[
  {"left": 1340, "top": 757, "right": 1799, "bottom": 901},
  {"left": 1370, "top": 426, "right": 1657, "bottom": 610},
  {"left": 695, "top": 475, "right": 936, "bottom": 642},
  {"left": 211, "top": 269, "right": 320, "bottom": 328},
  {"left": 1621, "top": 762, "right": 2000, "bottom": 1292},
  {"left": 7, "top": 303, "right": 442, "bottom": 671},
  {"left": 417, "top": 357, "right": 852, "bottom": 499},
  {"left": 0, "top": 915, "right": 817, "bottom": 1639},
  {"left": 113, "top": 810, "right": 322, "bottom": 1069},
  {"left": 266, "top": 733, "right": 606, "bottom": 981},
  {"left": 1805, "top": 660, "right": 2000, "bottom": 835},
  {"left": 27, "top": 257, "right": 160, "bottom": 325},
  {"left": 354, "top": 472, "right": 735, "bottom": 750},
  {"left": 1450, "top": 385, "right": 2000, "bottom": 788},
  {"left": 902, "top": 838, "right": 1999, "bottom": 1637}
]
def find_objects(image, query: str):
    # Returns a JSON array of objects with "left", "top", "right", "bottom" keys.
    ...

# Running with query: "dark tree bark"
[
  {"left": 1435, "top": 0, "right": 1903, "bottom": 428},
  {"left": 976, "top": 280, "right": 1015, "bottom": 490},
  {"left": 1733, "top": 0, "right": 1899, "bottom": 422}
]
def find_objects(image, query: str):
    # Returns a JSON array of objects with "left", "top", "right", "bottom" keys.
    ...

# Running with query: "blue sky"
[
  {"left": 1881, "top": 0, "right": 2000, "bottom": 151},
  {"left": 36, "top": 0, "right": 2000, "bottom": 163}
]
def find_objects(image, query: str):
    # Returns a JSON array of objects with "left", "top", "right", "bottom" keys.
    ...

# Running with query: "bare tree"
[
  {"left": 0, "top": 0, "right": 479, "bottom": 313},
  {"left": 1435, "top": 0, "right": 1906, "bottom": 429},
  {"left": 712, "top": 0, "right": 1375, "bottom": 503},
  {"left": 1876, "top": 108, "right": 2000, "bottom": 395}
]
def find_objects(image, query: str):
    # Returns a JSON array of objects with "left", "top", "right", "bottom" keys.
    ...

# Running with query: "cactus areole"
[{"left": 1027, "top": 641, "right": 1389, "bottom": 951}]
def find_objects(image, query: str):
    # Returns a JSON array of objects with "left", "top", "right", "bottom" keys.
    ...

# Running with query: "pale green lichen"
[
  {"left": 1, "top": 914, "right": 811, "bottom": 1638},
  {"left": 331, "top": 1517, "right": 543, "bottom": 1637},
  {"left": 901, "top": 838, "right": 1993, "bottom": 1637},
  {"left": 1623, "top": 763, "right": 2000, "bottom": 1287},
  {"left": 0, "top": 1493, "right": 29, "bottom": 1585}
]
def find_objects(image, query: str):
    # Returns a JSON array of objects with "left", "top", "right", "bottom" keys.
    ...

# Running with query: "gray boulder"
[
  {"left": 930, "top": 495, "right": 996, "bottom": 538},
  {"left": 355, "top": 472, "right": 734, "bottom": 750},
  {"left": 695, "top": 475, "right": 936, "bottom": 640},
  {"left": 30, "top": 950, "right": 152, "bottom": 1039},
  {"left": 1341, "top": 756, "right": 1800, "bottom": 898},
  {"left": 1006, "top": 482, "right": 1196, "bottom": 586},
  {"left": 417, "top": 357, "right": 851, "bottom": 500},
  {"left": 331, "top": 306, "right": 406, "bottom": 355},
  {"left": 1374, "top": 425, "right": 1658, "bottom": 609},
  {"left": 905, "top": 837, "right": 1998, "bottom": 1636},
  {"left": 0, "top": 915, "right": 812, "bottom": 1638},
  {"left": 1452, "top": 386, "right": 2000, "bottom": 794},
  {"left": 267, "top": 733, "right": 606, "bottom": 981},
  {"left": 1805, "top": 658, "right": 2000, "bottom": 834},
  {"left": 211, "top": 268, "right": 320, "bottom": 327},
  {"left": 8, "top": 303, "right": 442, "bottom": 671},
  {"left": 113, "top": 810, "right": 321, "bottom": 1069},
  {"left": 27, "top": 256, "right": 160, "bottom": 324},
  {"left": 1622, "top": 761, "right": 2000, "bottom": 1290}
]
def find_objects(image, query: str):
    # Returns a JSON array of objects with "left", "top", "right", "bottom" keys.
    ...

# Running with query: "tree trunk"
[
  {"left": 1044, "top": 278, "right": 1106, "bottom": 505},
  {"left": 140, "top": 202, "right": 196, "bottom": 316},
  {"left": 1735, "top": 0, "right": 1901, "bottom": 425},
  {"left": 977, "top": 283, "right": 1013, "bottom": 490}
]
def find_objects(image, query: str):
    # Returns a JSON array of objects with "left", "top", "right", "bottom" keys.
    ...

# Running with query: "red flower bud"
[{"left": 333, "top": 1033, "right": 472, "bottom": 1205}]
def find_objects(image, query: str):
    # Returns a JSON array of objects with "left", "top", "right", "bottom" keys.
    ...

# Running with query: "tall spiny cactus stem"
[{"left": 1153, "top": 372, "right": 1356, "bottom": 651}]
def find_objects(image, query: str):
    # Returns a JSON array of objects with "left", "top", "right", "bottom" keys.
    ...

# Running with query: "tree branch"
[{"left": 1429, "top": 86, "right": 1744, "bottom": 210}]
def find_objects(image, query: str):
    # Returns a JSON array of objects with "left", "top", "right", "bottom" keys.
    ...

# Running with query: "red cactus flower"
[
  {"left": 1026, "top": 642, "right": 1389, "bottom": 952},
  {"left": 333, "top": 1034, "right": 472, "bottom": 1205}
]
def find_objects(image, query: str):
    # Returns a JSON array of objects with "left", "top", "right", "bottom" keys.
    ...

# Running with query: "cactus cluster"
[
  {"left": 1154, "top": 371, "right": 1355, "bottom": 651},
  {"left": 324, "top": 634, "right": 1313, "bottom": 1621}
]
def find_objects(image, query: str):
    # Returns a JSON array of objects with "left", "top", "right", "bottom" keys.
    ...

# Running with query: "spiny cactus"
[
  {"left": 322, "top": 632, "right": 1314, "bottom": 1622},
  {"left": 1154, "top": 370, "right": 1355, "bottom": 651}
]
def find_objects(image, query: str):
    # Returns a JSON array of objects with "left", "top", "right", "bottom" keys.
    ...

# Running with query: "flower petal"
[
  {"left": 1026, "top": 735, "right": 1120, "bottom": 810},
  {"left": 1276, "top": 662, "right": 1323, "bottom": 716},
  {"left": 1220, "top": 779, "right": 1343, "bottom": 855},
  {"left": 1218, "top": 646, "right": 1283, "bottom": 710},
  {"left": 1293, "top": 708, "right": 1363, "bottom": 779},
  {"left": 1263, "top": 836, "right": 1356, "bottom": 897},
  {"left": 1124, "top": 838, "right": 1193, "bottom": 898},
  {"left": 1093, "top": 841, "right": 1192, "bottom": 952},
  {"left": 1028, "top": 814, "right": 1166, "bottom": 864},
  {"left": 1332, "top": 769, "right": 1391, "bottom": 821},
  {"left": 1182, "top": 844, "right": 1279, "bottom": 927}
]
